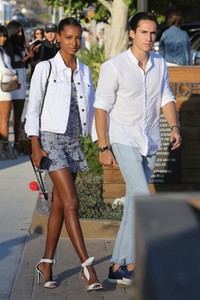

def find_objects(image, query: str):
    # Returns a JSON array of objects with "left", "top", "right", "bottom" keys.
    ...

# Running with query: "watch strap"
[{"left": 99, "top": 146, "right": 109, "bottom": 152}]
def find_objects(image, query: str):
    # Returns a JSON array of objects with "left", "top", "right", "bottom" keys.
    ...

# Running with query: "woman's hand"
[
  {"left": 30, "top": 136, "right": 48, "bottom": 169},
  {"left": 24, "top": 46, "right": 35, "bottom": 62},
  {"left": 31, "top": 147, "right": 48, "bottom": 169}
]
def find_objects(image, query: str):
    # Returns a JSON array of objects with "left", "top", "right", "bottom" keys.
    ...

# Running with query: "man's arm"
[
  {"left": 95, "top": 108, "right": 108, "bottom": 147},
  {"left": 95, "top": 108, "right": 118, "bottom": 167},
  {"left": 162, "top": 101, "right": 182, "bottom": 150}
]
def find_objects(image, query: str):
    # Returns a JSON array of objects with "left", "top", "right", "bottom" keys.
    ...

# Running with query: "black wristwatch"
[{"left": 99, "top": 146, "right": 109, "bottom": 153}]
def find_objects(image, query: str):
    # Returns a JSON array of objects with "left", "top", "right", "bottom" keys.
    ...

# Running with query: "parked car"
[
  {"left": 153, "top": 22, "right": 200, "bottom": 64},
  {"left": 191, "top": 35, "right": 200, "bottom": 65}
]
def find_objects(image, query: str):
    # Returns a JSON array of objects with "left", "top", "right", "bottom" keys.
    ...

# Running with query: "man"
[
  {"left": 93, "top": 12, "right": 181, "bottom": 285},
  {"left": 159, "top": 10, "right": 191, "bottom": 66},
  {"left": 38, "top": 22, "right": 59, "bottom": 62},
  {"left": 29, "top": 23, "right": 59, "bottom": 79}
]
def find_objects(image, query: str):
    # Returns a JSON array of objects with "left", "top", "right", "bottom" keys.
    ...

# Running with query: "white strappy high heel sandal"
[
  {"left": 36, "top": 258, "right": 57, "bottom": 289},
  {"left": 81, "top": 257, "right": 103, "bottom": 292}
]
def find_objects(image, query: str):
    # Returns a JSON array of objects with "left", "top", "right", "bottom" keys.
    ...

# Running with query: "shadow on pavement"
[{"left": 0, "top": 154, "right": 31, "bottom": 171}]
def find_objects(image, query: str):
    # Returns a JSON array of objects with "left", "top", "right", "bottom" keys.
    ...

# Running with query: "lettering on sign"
[
  {"left": 150, "top": 114, "right": 181, "bottom": 184},
  {"left": 170, "top": 82, "right": 200, "bottom": 96}
]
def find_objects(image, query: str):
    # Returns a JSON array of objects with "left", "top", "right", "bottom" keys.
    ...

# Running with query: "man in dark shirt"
[
  {"left": 29, "top": 23, "right": 59, "bottom": 79},
  {"left": 38, "top": 23, "right": 59, "bottom": 61}
]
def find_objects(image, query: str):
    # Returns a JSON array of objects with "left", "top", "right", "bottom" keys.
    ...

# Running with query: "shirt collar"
[
  {"left": 54, "top": 51, "right": 80, "bottom": 72},
  {"left": 127, "top": 48, "right": 138, "bottom": 64},
  {"left": 127, "top": 48, "right": 155, "bottom": 70}
]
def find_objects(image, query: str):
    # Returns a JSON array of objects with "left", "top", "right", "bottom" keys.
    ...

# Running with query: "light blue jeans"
[{"left": 111, "top": 143, "right": 156, "bottom": 265}]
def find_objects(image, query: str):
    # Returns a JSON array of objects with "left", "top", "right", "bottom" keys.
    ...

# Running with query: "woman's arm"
[
  {"left": 0, "top": 51, "right": 16, "bottom": 76},
  {"left": 25, "top": 61, "right": 50, "bottom": 168}
]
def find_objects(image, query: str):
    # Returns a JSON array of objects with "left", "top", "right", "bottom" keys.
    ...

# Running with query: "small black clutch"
[{"left": 40, "top": 156, "right": 49, "bottom": 170}]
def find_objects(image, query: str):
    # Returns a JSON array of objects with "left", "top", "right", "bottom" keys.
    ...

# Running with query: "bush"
[
  {"left": 76, "top": 172, "right": 123, "bottom": 220},
  {"left": 76, "top": 137, "right": 123, "bottom": 220},
  {"left": 80, "top": 135, "right": 102, "bottom": 175},
  {"left": 78, "top": 44, "right": 105, "bottom": 88}
]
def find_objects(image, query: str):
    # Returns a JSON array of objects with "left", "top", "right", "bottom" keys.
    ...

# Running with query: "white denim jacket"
[{"left": 25, "top": 51, "right": 94, "bottom": 138}]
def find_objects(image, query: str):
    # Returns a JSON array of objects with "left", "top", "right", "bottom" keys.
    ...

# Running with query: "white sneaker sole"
[
  {"left": 108, "top": 278, "right": 131, "bottom": 285},
  {"left": 122, "top": 277, "right": 133, "bottom": 285}
]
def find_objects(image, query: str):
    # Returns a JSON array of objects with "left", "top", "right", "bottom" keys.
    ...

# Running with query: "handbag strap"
[
  {"left": 39, "top": 60, "right": 52, "bottom": 128},
  {"left": 0, "top": 49, "right": 7, "bottom": 81},
  {"left": 29, "top": 155, "right": 48, "bottom": 200}
]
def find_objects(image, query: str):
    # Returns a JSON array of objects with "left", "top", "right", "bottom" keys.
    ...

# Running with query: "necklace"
[{"left": 65, "top": 59, "right": 77, "bottom": 70}]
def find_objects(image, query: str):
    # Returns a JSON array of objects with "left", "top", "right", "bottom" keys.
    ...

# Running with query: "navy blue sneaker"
[{"left": 108, "top": 265, "right": 128, "bottom": 284}]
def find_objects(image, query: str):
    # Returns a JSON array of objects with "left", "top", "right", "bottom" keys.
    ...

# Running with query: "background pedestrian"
[{"left": 159, "top": 10, "right": 191, "bottom": 65}]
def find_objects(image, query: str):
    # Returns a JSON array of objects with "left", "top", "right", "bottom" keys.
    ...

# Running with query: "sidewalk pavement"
[
  {"left": 0, "top": 150, "right": 38, "bottom": 300},
  {"left": 10, "top": 235, "right": 134, "bottom": 300}
]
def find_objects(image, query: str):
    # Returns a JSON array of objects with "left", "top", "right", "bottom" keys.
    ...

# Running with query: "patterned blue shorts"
[{"left": 40, "top": 131, "right": 89, "bottom": 173}]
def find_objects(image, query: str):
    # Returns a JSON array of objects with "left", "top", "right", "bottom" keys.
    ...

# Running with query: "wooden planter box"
[{"left": 31, "top": 212, "right": 120, "bottom": 238}]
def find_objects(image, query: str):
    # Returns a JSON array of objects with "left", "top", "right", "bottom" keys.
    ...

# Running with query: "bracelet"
[{"left": 171, "top": 125, "right": 180, "bottom": 132}]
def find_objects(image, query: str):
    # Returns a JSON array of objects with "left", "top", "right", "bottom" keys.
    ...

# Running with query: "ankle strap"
[
  {"left": 40, "top": 258, "right": 56, "bottom": 264},
  {"left": 81, "top": 257, "right": 94, "bottom": 280}
]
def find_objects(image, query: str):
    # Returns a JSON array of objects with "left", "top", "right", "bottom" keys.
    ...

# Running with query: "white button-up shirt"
[
  {"left": 25, "top": 51, "right": 94, "bottom": 138},
  {"left": 93, "top": 48, "right": 175, "bottom": 156}
]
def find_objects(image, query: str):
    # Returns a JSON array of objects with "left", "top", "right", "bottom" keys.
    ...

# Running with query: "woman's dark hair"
[
  {"left": 0, "top": 25, "right": 8, "bottom": 38},
  {"left": 58, "top": 17, "right": 82, "bottom": 34},
  {"left": 0, "top": 26, "right": 8, "bottom": 54},
  {"left": 129, "top": 12, "right": 158, "bottom": 32},
  {"left": 6, "top": 20, "right": 26, "bottom": 58},
  {"left": 166, "top": 10, "right": 183, "bottom": 27},
  {"left": 33, "top": 27, "right": 44, "bottom": 40}
]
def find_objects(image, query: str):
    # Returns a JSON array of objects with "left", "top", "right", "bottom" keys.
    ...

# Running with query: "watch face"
[{"left": 99, "top": 146, "right": 108, "bottom": 152}]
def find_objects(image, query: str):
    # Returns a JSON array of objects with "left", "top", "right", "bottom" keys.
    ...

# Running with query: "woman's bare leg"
[
  {"left": 37, "top": 186, "right": 64, "bottom": 284},
  {"left": 12, "top": 99, "right": 25, "bottom": 142},
  {"left": 46, "top": 168, "right": 100, "bottom": 286},
  {"left": 0, "top": 101, "right": 11, "bottom": 140}
]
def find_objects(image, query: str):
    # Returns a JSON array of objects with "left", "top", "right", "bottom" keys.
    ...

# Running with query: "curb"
[{"left": 31, "top": 212, "right": 120, "bottom": 238}]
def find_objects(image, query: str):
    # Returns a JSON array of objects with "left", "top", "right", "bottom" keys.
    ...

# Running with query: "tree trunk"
[{"left": 104, "top": 0, "right": 129, "bottom": 59}]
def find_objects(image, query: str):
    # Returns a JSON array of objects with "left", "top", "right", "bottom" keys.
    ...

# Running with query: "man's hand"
[
  {"left": 99, "top": 149, "right": 119, "bottom": 168},
  {"left": 170, "top": 126, "right": 182, "bottom": 150}
]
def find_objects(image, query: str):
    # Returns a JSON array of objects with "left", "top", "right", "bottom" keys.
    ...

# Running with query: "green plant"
[
  {"left": 77, "top": 45, "right": 123, "bottom": 220},
  {"left": 76, "top": 172, "right": 123, "bottom": 220},
  {"left": 78, "top": 44, "right": 105, "bottom": 88},
  {"left": 80, "top": 135, "right": 102, "bottom": 175}
]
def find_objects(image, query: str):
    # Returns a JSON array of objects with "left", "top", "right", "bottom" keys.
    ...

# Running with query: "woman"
[
  {"left": 6, "top": 20, "right": 34, "bottom": 154},
  {"left": 0, "top": 25, "right": 17, "bottom": 159},
  {"left": 29, "top": 27, "right": 45, "bottom": 78},
  {"left": 25, "top": 17, "right": 103, "bottom": 291},
  {"left": 159, "top": 10, "right": 191, "bottom": 65},
  {"left": 32, "top": 27, "right": 45, "bottom": 42}
]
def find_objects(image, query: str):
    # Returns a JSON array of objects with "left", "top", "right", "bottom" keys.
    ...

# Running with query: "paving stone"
[{"left": 10, "top": 234, "right": 133, "bottom": 299}]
